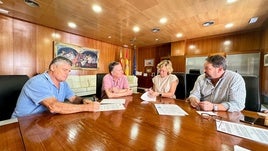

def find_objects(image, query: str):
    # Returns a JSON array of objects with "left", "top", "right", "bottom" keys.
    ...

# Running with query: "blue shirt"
[
  {"left": 189, "top": 70, "right": 246, "bottom": 112},
  {"left": 12, "top": 72, "right": 74, "bottom": 118}
]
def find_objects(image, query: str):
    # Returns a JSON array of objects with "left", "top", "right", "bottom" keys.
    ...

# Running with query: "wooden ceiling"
[{"left": 1, "top": 0, "right": 268, "bottom": 47}]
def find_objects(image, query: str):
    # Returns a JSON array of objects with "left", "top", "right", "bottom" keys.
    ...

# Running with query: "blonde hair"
[{"left": 157, "top": 60, "right": 173, "bottom": 74}]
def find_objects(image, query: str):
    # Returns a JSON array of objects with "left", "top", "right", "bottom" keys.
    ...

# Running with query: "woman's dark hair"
[
  {"left": 206, "top": 55, "right": 227, "bottom": 70},
  {"left": 108, "top": 61, "right": 120, "bottom": 73}
]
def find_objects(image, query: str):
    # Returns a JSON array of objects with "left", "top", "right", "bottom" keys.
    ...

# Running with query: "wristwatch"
[
  {"left": 159, "top": 93, "right": 162, "bottom": 97},
  {"left": 213, "top": 104, "right": 218, "bottom": 111}
]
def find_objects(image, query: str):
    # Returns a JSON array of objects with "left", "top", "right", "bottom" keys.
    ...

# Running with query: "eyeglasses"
[
  {"left": 201, "top": 113, "right": 223, "bottom": 128},
  {"left": 201, "top": 113, "right": 222, "bottom": 121}
]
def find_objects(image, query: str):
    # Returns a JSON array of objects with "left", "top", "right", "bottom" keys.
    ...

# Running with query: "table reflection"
[{"left": 16, "top": 94, "right": 268, "bottom": 150}]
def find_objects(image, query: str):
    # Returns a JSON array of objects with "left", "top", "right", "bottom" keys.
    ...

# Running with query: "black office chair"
[
  {"left": 242, "top": 76, "right": 261, "bottom": 112},
  {"left": 172, "top": 72, "right": 186, "bottom": 99},
  {"left": 0, "top": 75, "right": 29, "bottom": 120},
  {"left": 186, "top": 73, "right": 200, "bottom": 97},
  {"left": 96, "top": 73, "right": 107, "bottom": 100},
  {"left": 189, "top": 69, "right": 201, "bottom": 74}
]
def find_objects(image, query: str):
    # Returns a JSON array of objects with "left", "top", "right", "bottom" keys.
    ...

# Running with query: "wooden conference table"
[{"left": 1, "top": 93, "right": 268, "bottom": 151}]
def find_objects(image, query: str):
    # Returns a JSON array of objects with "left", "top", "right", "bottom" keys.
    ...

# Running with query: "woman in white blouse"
[{"left": 147, "top": 60, "right": 178, "bottom": 98}]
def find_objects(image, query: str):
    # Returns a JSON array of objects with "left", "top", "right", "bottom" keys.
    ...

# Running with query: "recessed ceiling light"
[
  {"left": 159, "top": 17, "right": 167, "bottom": 24},
  {"left": 0, "top": 1, "right": 3, "bottom": 4},
  {"left": 176, "top": 33, "right": 183, "bottom": 38},
  {"left": 0, "top": 8, "right": 9, "bottom": 14},
  {"left": 92, "top": 4, "right": 102, "bottom": 13},
  {"left": 24, "top": 0, "right": 39, "bottom": 7},
  {"left": 108, "top": 36, "right": 112, "bottom": 39},
  {"left": 155, "top": 38, "right": 159, "bottom": 41},
  {"left": 249, "top": 17, "right": 258, "bottom": 24},
  {"left": 203, "top": 21, "right": 214, "bottom": 27},
  {"left": 227, "top": 0, "right": 237, "bottom": 4},
  {"left": 225, "top": 23, "right": 233, "bottom": 28},
  {"left": 151, "top": 28, "right": 160, "bottom": 33},
  {"left": 68, "top": 22, "right": 77, "bottom": 28},
  {"left": 133, "top": 26, "right": 140, "bottom": 33}
]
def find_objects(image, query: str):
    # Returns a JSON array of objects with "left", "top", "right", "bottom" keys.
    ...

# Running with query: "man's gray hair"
[
  {"left": 49, "top": 56, "right": 72, "bottom": 70},
  {"left": 206, "top": 55, "right": 227, "bottom": 70}
]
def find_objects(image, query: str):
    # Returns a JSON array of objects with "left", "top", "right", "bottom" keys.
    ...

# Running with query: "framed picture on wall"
[
  {"left": 54, "top": 41, "right": 99, "bottom": 70},
  {"left": 264, "top": 54, "right": 268, "bottom": 67},
  {"left": 144, "top": 59, "right": 154, "bottom": 66}
]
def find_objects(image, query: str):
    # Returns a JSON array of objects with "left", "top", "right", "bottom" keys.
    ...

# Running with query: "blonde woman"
[{"left": 148, "top": 60, "right": 179, "bottom": 98}]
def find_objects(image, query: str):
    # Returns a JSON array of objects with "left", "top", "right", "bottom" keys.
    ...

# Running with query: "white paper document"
[
  {"left": 216, "top": 119, "right": 268, "bottom": 145},
  {"left": 154, "top": 104, "right": 188, "bottom": 116},
  {"left": 141, "top": 92, "right": 156, "bottom": 102},
  {"left": 99, "top": 104, "right": 125, "bottom": 111},
  {"left": 100, "top": 99, "right": 126, "bottom": 104},
  {"left": 0, "top": 118, "right": 18, "bottom": 126},
  {"left": 234, "top": 145, "right": 251, "bottom": 151}
]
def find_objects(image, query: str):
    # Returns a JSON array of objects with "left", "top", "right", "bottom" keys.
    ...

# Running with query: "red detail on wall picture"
[{"left": 54, "top": 41, "right": 99, "bottom": 70}]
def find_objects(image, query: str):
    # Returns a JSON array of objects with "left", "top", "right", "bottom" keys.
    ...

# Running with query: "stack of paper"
[
  {"left": 101, "top": 99, "right": 125, "bottom": 104},
  {"left": 216, "top": 119, "right": 268, "bottom": 145},
  {"left": 154, "top": 104, "right": 188, "bottom": 116},
  {"left": 140, "top": 92, "right": 156, "bottom": 102},
  {"left": 98, "top": 99, "right": 126, "bottom": 111}
]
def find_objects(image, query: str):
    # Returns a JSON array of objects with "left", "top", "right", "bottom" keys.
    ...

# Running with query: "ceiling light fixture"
[
  {"left": 92, "top": 4, "right": 102, "bottom": 13},
  {"left": 227, "top": 0, "right": 237, "bottom": 4},
  {"left": 176, "top": 33, "right": 183, "bottom": 38},
  {"left": 225, "top": 23, "right": 233, "bottom": 28},
  {"left": 0, "top": 1, "right": 3, "bottom": 4},
  {"left": 68, "top": 22, "right": 77, "bottom": 28},
  {"left": 133, "top": 26, "right": 140, "bottom": 33},
  {"left": 203, "top": 21, "right": 214, "bottom": 27},
  {"left": 248, "top": 17, "right": 258, "bottom": 24},
  {"left": 159, "top": 17, "right": 167, "bottom": 24},
  {"left": 0, "top": 8, "right": 9, "bottom": 14},
  {"left": 24, "top": 0, "right": 39, "bottom": 7},
  {"left": 151, "top": 28, "right": 160, "bottom": 33}
]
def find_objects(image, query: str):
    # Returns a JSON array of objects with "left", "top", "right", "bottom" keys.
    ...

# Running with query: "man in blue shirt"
[
  {"left": 187, "top": 55, "right": 246, "bottom": 112},
  {"left": 12, "top": 56, "right": 100, "bottom": 118}
]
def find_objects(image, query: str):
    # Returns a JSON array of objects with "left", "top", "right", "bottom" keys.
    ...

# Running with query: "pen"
[{"left": 92, "top": 96, "right": 97, "bottom": 102}]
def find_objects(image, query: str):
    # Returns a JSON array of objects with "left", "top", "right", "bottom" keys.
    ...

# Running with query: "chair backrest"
[
  {"left": 173, "top": 72, "right": 186, "bottom": 99},
  {"left": 0, "top": 75, "right": 29, "bottom": 120},
  {"left": 96, "top": 73, "right": 107, "bottom": 100},
  {"left": 189, "top": 69, "right": 201, "bottom": 74},
  {"left": 242, "top": 75, "right": 261, "bottom": 112},
  {"left": 186, "top": 73, "right": 200, "bottom": 97}
]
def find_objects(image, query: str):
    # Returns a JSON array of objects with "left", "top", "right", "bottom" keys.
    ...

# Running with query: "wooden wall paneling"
[
  {"left": 13, "top": 20, "right": 36, "bottom": 77},
  {"left": 36, "top": 25, "right": 55, "bottom": 74},
  {"left": 185, "top": 31, "right": 262, "bottom": 56},
  {"left": 170, "top": 56, "right": 185, "bottom": 72},
  {"left": 171, "top": 41, "right": 185, "bottom": 56},
  {"left": 231, "top": 31, "right": 262, "bottom": 52},
  {"left": 137, "top": 46, "right": 157, "bottom": 73},
  {"left": 0, "top": 16, "right": 133, "bottom": 77},
  {"left": 98, "top": 42, "right": 117, "bottom": 73},
  {"left": 261, "top": 27, "right": 268, "bottom": 95},
  {"left": 0, "top": 16, "right": 13, "bottom": 74},
  {"left": 185, "top": 40, "right": 210, "bottom": 56}
]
